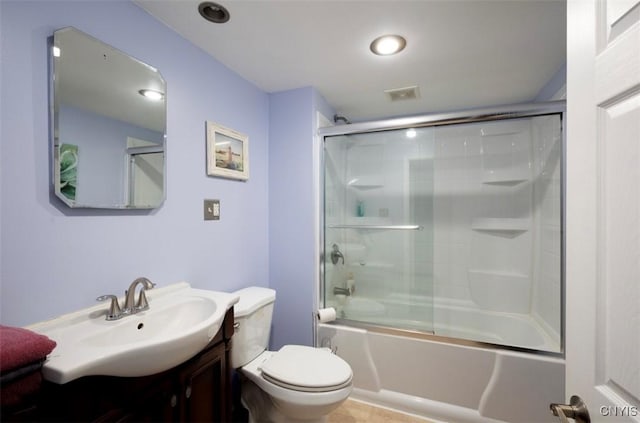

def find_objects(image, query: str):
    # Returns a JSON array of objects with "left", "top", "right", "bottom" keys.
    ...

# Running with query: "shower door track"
[
  {"left": 317, "top": 100, "right": 565, "bottom": 137},
  {"left": 327, "top": 317, "right": 564, "bottom": 358}
]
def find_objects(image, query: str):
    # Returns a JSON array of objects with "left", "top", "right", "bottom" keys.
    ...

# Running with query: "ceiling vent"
[{"left": 384, "top": 85, "right": 420, "bottom": 102}]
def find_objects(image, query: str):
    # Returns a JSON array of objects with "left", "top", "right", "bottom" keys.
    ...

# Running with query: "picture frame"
[{"left": 206, "top": 121, "right": 249, "bottom": 181}]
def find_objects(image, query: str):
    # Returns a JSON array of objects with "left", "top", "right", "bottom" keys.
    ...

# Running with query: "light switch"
[{"left": 204, "top": 199, "right": 220, "bottom": 220}]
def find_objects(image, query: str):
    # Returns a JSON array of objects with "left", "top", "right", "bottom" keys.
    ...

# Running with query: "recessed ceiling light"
[
  {"left": 406, "top": 129, "right": 417, "bottom": 139},
  {"left": 370, "top": 35, "right": 406, "bottom": 56},
  {"left": 138, "top": 89, "right": 164, "bottom": 101},
  {"left": 198, "top": 2, "right": 230, "bottom": 24}
]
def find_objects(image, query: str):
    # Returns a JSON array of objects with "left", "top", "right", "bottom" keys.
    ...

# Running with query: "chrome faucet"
[
  {"left": 333, "top": 286, "right": 351, "bottom": 296},
  {"left": 123, "top": 277, "right": 156, "bottom": 313},
  {"left": 97, "top": 277, "right": 156, "bottom": 321}
]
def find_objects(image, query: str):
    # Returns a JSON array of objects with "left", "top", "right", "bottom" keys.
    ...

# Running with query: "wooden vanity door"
[{"left": 180, "top": 342, "right": 229, "bottom": 423}]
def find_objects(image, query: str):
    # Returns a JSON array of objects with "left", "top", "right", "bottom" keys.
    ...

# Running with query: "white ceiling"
[
  {"left": 55, "top": 27, "right": 166, "bottom": 133},
  {"left": 134, "top": 0, "right": 566, "bottom": 122}
]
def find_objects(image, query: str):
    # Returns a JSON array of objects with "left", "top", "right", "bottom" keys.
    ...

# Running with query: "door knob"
[{"left": 550, "top": 395, "right": 590, "bottom": 423}]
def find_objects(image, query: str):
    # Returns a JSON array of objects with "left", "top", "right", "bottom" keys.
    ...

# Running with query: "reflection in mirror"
[{"left": 51, "top": 27, "right": 166, "bottom": 209}]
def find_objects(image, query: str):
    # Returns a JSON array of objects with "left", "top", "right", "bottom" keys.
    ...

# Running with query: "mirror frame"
[{"left": 49, "top": 27, "right": 167, "bottom": 209}]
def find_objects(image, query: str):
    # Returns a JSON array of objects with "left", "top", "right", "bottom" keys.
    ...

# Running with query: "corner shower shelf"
[
  {"left": 481, "top": 170, "right": 529, "bottom": 186},
  {"left": 348, "top": 183, "right": 384, "bottom": 190},
  {"left": 481, "top": 178, "right": 528, "bottom": 187},
  {"left": 347, "top": 176, "right": 384, "bottom": 190},
  {"left": 471, "top": 218, "right": 530, "bottom": 233}
]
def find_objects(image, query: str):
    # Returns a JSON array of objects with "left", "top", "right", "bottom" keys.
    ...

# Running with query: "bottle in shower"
[
  {"left": 346, "top": 272, "right": 355, "bottom": 295},
  {"left": 356, "top": 201, "right": 365, "bottom": 217}
]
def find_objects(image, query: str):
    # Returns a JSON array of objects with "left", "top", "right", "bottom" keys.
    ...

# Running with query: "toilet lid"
[{"left": 260, "top": 345, "right": 352, "bottom": 393}]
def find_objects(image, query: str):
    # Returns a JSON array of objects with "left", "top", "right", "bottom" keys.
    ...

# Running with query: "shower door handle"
[{"left": 550, "top": 395, "right": 590, "bottom": 423}]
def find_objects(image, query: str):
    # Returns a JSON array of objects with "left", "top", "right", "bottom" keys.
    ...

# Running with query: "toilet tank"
[{"left": 230, "top": 287, "right": 276, "bottom": 368}]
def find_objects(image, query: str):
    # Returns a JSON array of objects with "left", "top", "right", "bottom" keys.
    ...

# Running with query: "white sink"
[{"left": 28, "top": 282, "right": 239, "bottom": 384}]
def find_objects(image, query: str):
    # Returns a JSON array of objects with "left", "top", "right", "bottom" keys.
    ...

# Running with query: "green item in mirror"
[{"left": 59, "top": 144, "right": 78, "bottom": 201}]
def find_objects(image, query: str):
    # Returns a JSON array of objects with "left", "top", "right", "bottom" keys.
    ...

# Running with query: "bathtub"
[
  {"left": 332, "top": 295, "right": 561, "bottom": 353},
  {"left": 318, "top": 300, "right": 565, "bottom": 422}
]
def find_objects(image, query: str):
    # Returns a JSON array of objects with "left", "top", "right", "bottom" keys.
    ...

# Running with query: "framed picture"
[
  {"left": 206, "top": 121, "right": 249, "bottom": 181},
  {"left": 207, "top": 122, "right": 249, "bottom": 181}
]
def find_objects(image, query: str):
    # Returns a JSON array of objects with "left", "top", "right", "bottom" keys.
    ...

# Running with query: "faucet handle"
[
  {"left": 134, "top": 280, "right": 155, "bottom": 311},
  {"left": 331, "top": 244, "right": 345, "bottom": 265},
  {"left": 97, "top": 295, "right": 123, "bottom": 320},
  {"left": 136, "top": 289, "right": 150, "bottom": 311}
]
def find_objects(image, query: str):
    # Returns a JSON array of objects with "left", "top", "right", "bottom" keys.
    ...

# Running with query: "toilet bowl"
[{"left": 231, "top": 287, "right": 352, "bottom": 423}]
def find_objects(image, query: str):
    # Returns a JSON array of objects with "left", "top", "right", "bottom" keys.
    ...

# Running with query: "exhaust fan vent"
[{"left": 384, "top": 85, "right": 420, "bottom": 102}]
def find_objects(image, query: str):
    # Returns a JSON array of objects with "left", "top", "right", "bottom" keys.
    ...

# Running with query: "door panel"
[
  {"left": 598, "top": 94, "right": 640, "bottom": 410},
  {"left": 566, "top": 0, "right": 640, "bottom": 421}
]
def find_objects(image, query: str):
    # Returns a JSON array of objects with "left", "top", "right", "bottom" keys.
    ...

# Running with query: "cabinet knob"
[
  {"left": 185, "top": 385, "right": 192, "bottom": 399},
  {"left": 170, "top": 395, "right": 177, "bottom": 408}
]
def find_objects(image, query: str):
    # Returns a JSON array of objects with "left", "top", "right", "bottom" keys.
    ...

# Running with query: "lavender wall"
[
  {"left": 268, "top": 87, "right": 334, "bottom": 349},
  {"left": 59, "top": 105, "right": 163, "bottom": 206},
  {"left": 0, "top": 1, "right": 270, "bottom": 327}
]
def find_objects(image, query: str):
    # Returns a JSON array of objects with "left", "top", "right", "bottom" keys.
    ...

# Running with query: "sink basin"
[{"left": 28, "top": 282, "right": 239, "bottom": 384}]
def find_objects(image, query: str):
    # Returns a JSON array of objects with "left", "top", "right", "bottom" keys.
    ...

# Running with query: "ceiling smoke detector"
[{"left": 384, "top": 85, "right": 420, "bottom": 102}]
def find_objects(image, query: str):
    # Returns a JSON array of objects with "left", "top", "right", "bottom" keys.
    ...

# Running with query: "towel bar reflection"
[{"left": 328, "top": 224, "right": 423, "bottom": 230}]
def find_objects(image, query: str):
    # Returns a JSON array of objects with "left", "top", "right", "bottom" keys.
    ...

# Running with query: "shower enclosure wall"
[{"left": 322, "top": 103, "right": 564, "bottom": 354}]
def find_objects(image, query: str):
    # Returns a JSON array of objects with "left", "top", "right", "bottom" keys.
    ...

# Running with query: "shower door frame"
[{"left": 317, "top": 100, "right": 566, "bottom": 357}]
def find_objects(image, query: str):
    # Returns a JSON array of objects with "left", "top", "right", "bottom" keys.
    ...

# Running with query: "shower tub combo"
[{"left": 318, "top": 102, "right": 565, "bottom": 423}]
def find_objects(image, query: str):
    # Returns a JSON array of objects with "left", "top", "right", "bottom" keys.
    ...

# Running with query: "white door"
[{"left": 564, "top": 0, "right": 640, "bottom": 422}]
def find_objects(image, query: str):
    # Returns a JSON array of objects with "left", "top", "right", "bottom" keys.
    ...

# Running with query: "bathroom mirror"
[{"left": 50, "top": 27, "right": 166, "bottom": 209}]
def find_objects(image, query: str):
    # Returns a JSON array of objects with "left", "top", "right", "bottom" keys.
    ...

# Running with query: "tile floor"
[{"left": 328, "top": 399, "right": 436, "bottom": 423}]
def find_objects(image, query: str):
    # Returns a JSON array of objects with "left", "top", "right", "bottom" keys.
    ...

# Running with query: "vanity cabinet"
[{"left": 24, "top": 307, "right": 234, "bottom": 423}]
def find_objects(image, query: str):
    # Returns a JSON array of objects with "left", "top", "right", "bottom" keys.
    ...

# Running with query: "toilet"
[{"left": 231, "top": 287, "right": 352, "bottom": 423}]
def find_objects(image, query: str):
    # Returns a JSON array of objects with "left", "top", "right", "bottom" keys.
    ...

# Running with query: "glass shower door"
[
  {"left": 321, "top": 110, "right": 564, "bottom": 353},
  {"left": 323, "top": 128, "right": 435, "bottom": 333}
]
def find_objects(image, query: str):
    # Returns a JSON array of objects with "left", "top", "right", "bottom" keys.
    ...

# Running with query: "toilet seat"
[{"left": 259, "top": 345, "right": 352, "bottom": 393}]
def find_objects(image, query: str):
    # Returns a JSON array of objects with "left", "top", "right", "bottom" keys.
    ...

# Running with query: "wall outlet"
[{"left": 204, "top": 199, "right": 220, "bottom": 220}]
